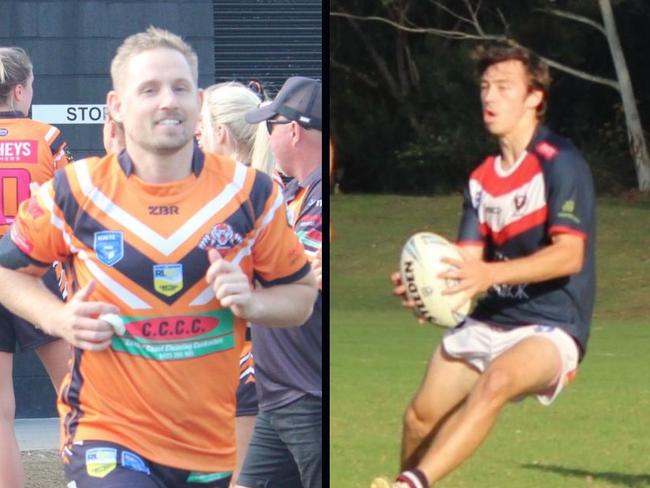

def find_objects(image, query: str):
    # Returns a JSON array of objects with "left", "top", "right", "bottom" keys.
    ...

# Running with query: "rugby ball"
[{"left": 399, "top": 232, "right": 470, "bottom": 328}]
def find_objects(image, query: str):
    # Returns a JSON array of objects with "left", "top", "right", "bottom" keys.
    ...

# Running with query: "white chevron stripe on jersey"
[
  {"left": 44, "top": 126, "right": 58, "bottom": 144},
  {"left": 78, "top": 250, "right": 152, "bottom": 309},
  {"left": 74, "top": 159, "right": 248, "bottom": 256},
  {"left": 470, "top": 172, "right": 546, "bottom": 232},
  {"left": 191, "top": 179, "right": 286, "bottom": 307}
]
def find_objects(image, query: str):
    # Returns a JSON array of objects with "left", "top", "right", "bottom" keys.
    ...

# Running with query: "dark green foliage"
[{"left": 331, "top": 0, "right": 650, "bottom": 194}]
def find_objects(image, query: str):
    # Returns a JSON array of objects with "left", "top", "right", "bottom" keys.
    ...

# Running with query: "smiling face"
[
  {"left": 109, "top": 47, "right": 201, "bottom": 156},
  {"left": 479, "top": 59, "right": 543, "bottom": 139}
]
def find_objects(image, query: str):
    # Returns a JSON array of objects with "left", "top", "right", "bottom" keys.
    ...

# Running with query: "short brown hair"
[
  {"left": 110, "top": 26, "right": 198, "bottom": 91},
  {"left": 472, "top": 43, "right": 551, "bottom": 118}
]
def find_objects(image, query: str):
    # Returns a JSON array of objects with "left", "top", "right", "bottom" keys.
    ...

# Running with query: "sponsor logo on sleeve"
[
  {"left": 27, "top": 196, "right": 45, "bottom": 219},
  {"left": 93, "top": 231, "right": 124, "bottom": 266},
  {"left": 10, "top": 222, "right": 33, "bottom": 254},
  {"left": 85, "top": 448, "right": 117, "bottom": 478},
  {"left": 153, "top": 264, "right": 183, "bottom": 297},
  {"left": 558, "top": 199, "right": 581, "bottom": 224}
]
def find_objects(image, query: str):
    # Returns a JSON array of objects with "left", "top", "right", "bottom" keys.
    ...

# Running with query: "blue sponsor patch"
[
  {"left": 0, "top": 128, "right": 8, "bottom": 136},
  {"left": 121, "top": 451, "right": 151, "bottom": 475},
  {"left": 94, "top": 231, "right": 124, "bottom": 266}
]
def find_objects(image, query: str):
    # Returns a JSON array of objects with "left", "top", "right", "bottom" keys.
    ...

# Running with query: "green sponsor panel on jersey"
[{"left": 111, "top": 309, "right": 235, "bottom": 360}]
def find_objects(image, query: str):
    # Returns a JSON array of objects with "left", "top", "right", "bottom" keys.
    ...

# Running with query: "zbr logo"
[
  {"left": 93, "top": 231, "right": 124, "bottom": 266},
  {"left": 198, "top": 222, "right": 243, "bottom": 251},
  {"left": 0, "top": 128, "right": 8, "bottom": 136},
  {"left": 153, "top": 264, "right": 184, "bottom": 297}
]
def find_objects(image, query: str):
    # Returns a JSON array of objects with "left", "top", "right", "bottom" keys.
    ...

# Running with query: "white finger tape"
[{"left": 99, "top": 313, "right": 126, "bottom": 336}]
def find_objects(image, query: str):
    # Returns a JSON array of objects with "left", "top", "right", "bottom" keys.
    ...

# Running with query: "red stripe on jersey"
[
  {"left": 549, "top": 225, "right": 587, "bottom": 239},
  {"left": 491, "top": 206, "right": 548, "bottom": 246},
  {"left": 471, "top": 152, "right": 544, "bottom": 197}
]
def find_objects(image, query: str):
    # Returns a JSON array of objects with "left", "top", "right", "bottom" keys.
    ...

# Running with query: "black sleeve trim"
[
  {"left": 0, "top": 233, "right": 50, "bottom": 270},
  {"left": 254, "top": 261, "right": 311, "bottom": 288}
]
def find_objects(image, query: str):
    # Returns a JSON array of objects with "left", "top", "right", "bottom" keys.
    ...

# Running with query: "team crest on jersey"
[
  {"left": 94, "top": 231, "right": 124, "bottom": 266},
  {"left": 153, "top": 264, "right": 184, "bottom": 297},
  {"left": 514, "top": 194, "right": 527, "bottom": 211},
  {"left": 198, "top": 223, "right": 243, "bottom": 251}
]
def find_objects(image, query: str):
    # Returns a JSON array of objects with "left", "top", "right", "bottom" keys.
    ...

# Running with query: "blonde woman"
[
  {"left": 196, "top": 81, "right": 275, "bottom": 487},
  {"left": 197, "top": 81, "right": 275, "bottom": 176}
]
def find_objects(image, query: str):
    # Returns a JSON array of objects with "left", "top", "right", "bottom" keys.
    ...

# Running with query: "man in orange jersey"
[
  {"left": 0, "top": 27, "right": 316, "bottom": 488},
  {"left": 0, "top": 45, "right": 71, "bottom": 488}
]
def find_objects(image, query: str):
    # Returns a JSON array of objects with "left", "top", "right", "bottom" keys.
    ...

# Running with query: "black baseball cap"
[{"left": 245, "top": 76, "right": 322, "bottom": 131}]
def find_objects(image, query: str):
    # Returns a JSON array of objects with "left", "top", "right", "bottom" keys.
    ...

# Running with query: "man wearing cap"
[{"left": 236, "top": 76, "right": 322, "bottom": 488}]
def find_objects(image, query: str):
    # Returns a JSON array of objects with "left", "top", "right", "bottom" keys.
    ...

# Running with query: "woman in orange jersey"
[
  {"left": 195, "top": 80, "right": 275, "bottom": 488},
  {"left": 0, "top": 46, "right": 71, "bottom": 488}
]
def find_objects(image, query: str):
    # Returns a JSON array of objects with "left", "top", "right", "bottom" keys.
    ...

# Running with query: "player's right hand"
[
  {"left": 390, "top": 271, "right": 426, "bottom": 324},
  {"left": 43, "top": 280, "right": 120, "bottom": 351}
]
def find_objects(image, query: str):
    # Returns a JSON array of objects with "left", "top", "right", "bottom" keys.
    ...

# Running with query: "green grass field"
[{"left": 331, "top": 194, "right": 650, "bottom": 488}]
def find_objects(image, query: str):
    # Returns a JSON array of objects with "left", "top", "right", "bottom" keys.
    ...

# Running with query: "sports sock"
[{"left": 397, "top": 468, "right": 429, "bottom": 488}]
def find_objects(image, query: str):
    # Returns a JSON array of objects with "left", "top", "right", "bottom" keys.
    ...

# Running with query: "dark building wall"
[
  {"left": 212, "top": 0, "right": 322, "bottom": 96},
  {"left": 0, "top": 0, "right": 215, "bottom": 161}
]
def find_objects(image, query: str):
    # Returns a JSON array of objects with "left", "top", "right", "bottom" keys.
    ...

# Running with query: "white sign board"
[{"left": 32, "top": 104, "right": 107, "bottom": 125}]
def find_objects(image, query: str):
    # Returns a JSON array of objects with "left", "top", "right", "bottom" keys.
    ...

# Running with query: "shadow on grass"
[{"left": 522, "top": 464, "right": 650, "bottom": 487}]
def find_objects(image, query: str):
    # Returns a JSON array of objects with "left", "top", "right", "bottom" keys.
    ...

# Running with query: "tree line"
[{"left": 330, "top": 0, "right": 650, "bottom": 195}]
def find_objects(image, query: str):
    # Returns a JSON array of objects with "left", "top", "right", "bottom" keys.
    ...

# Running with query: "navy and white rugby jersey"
[{"left": 458, "top": 126, "right": 596, "bottom": 356}]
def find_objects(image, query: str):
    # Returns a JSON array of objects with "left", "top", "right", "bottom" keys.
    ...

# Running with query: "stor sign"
[{"left": 31, "top": 104, "right": 107, "bottom": 124}]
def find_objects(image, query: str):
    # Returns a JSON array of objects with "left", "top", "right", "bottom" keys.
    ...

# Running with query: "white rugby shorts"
[{"left": 442, "top": 317, "right": 579, "bottom": 405}]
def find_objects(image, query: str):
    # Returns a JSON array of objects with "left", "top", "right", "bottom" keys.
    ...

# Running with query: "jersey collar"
[
  {"left": 0, "top": 111, "right": 27, "bottom": 119},
  {"left": 117, "top": 140, "right": 205, "bottom": 177},
  {"left": 526, "top": 124, "right": 551, "bottom": 150}
]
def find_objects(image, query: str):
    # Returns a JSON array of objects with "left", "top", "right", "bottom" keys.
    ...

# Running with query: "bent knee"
[
  {"left": 403, "top": 402, "right": 437, "bottom": 434},
  {"left": 474, "top": 368, "right": 517, "bottom": 407}
]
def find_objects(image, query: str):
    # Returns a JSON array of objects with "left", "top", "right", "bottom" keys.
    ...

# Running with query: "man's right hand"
[{"left": 43, "top": 280, "right": 120, "bottom": 351}]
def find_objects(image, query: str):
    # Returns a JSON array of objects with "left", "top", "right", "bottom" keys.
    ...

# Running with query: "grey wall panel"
[{"left": 213, "top": 0, "right": 322, "bottom": 95}]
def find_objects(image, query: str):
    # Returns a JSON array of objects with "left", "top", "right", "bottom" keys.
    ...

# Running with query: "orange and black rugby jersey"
[
  {"left": 0, "top": 111, "right": 70, "bottom": 235},
  {"left": 11, "top": 149, "right": 310, "bottom": 472}
]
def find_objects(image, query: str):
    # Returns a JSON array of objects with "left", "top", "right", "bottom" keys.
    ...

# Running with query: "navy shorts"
[
  {"left": 63, "top": 440, "right": 232, "bottom": 488},
  {"left": 237, "top": 395, "right": 322, "bottom": 488},
  {"left": 0, "top": 268, "right": 62, "bottom": 353}
]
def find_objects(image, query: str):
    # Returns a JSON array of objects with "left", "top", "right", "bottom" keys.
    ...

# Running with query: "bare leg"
[
  {"left": 0, "top": 351, "right": 25, "bottom": 488},
  {"left": 230, "top": 415, "right": 256, "bottom": 488},
  {"left": 418, "top": 336, "right": 562, "bottom": 484},
  {"left": 401, "top": 346, "right": 480, "bottom": 470},
  {"left": 34, "top": 339, "right": 71, "bottom": 395}
]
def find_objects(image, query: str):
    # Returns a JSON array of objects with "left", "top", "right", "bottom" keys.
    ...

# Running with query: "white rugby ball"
[{"left": 399, "top": 232, "right": 470, "bottom": 328}]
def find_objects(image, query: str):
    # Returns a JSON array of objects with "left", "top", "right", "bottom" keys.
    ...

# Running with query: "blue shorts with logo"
[{"left": 63, "top": 440, "right": 232, "bottom": 488}]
